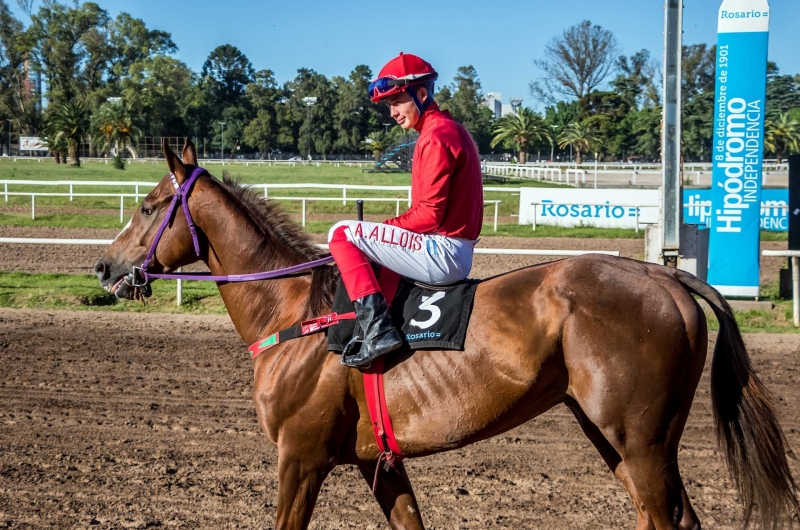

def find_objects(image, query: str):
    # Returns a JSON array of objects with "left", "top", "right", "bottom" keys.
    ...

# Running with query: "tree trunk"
[
  {"left": 519, "top": 150, "right": 527, "bottom": 164},
  {"left": 576, "top": 148, "right": 583, "bottom": 165},
  {"left": 53, "top": 152, "right": 60, "bottom": 164},
  {"left": 68, "top": 141, "right": 80, "bottom": 167}
]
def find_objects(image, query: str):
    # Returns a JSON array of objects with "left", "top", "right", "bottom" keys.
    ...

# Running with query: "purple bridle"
[{"left": 128, "top": 165, "right": 334, "bottom": 287}]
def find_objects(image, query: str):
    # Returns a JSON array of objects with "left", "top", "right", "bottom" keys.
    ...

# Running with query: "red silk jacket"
[{"left": 384, "top": 103, "right": 483, "bottom": 240}]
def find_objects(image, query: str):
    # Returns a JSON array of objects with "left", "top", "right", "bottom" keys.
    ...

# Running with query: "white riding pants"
[{"left": 327, "top": 221, "right": 475, "bottom": 285}]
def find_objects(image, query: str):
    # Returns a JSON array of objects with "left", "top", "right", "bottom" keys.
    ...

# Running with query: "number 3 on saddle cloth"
[{"left": 248, "top": 270, "right": 479, "bottom": 488}]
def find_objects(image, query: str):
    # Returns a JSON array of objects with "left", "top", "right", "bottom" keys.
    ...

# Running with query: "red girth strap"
[{"left": 363, "top": 356, "right": 404, "bottom": 491}]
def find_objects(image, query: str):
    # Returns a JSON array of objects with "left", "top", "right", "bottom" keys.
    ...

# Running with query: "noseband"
[{"left": 127, "top": 165, "right": 333, "bottom": 288}]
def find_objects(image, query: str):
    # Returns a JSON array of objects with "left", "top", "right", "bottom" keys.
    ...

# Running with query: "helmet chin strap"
[{"left": 408, "top": 83, "right": 435, "bottom": 119}]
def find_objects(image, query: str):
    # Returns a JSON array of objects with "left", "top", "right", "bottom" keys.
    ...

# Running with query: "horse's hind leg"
[
  {"left": 358, "top": 460, "right": 425, "bottom": 530},
  {"left": 565, "top": 398, "right": 654, "bottom": 530}
]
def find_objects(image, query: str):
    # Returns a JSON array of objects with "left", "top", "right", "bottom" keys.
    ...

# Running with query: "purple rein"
[{"left": 129, "top": 166, "right": 334, "bottom": 286}]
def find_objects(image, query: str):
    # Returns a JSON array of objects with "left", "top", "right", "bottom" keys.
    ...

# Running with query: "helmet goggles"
[{"left": 368, "top": 72, "right": 438, "bottom": 103}]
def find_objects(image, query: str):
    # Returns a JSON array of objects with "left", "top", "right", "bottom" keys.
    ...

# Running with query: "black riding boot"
[{"left": 341, "top": 293, "right": 403, "bottom": 368}]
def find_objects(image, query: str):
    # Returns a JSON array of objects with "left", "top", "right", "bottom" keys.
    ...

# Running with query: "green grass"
[
  {"left": 0, "top": 271, "right": 226, "bottom": 313},
  {"left": 2, "top": 270, "right": 796, "bottom": 333}
]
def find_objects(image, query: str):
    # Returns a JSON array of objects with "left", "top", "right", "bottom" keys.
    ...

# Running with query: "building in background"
[{"left": 485, "top": 92, "right": 502, "bottom": 119}]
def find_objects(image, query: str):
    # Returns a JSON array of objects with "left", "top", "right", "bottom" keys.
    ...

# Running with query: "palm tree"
[
  {"left": 360, "top": 131, "right": 392, "bottom": 161},
  {"left": 557, "top": 121, "right": 603, "bottom": 164},
  {"left": 765, "top": 112, "right": 800, "bottom": 163},
  {"left": 95, "top": 102, "right": 141, "bottom": 159},
  {"left": 49, "top": 102, "right": 90, "bottom": 167},
  {"left": 490, "top": 108, "right": 551, "bottom": 164},
  {"left": 40, "top": 118, "right": 69, "bottom": 164}
]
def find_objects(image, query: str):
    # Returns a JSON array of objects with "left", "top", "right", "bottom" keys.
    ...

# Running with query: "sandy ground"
[
  {"left": 1, "top": 226, "right": 798, "bottom": 528},
  {"left": 1, "top": 308, "right": 799, "bottom": 529}
]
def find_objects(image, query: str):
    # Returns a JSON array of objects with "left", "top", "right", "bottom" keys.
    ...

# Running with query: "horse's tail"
[{"left": 676, "top": 269, "right": 799, "bottom": 528}]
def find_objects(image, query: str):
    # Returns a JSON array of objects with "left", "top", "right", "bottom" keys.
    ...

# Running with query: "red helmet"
[{"left": 368, "top": 52, "right": 438, "bottom": 103}]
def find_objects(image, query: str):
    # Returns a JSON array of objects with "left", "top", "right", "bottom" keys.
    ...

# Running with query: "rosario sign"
[{"left": 707, "top": 0, "right": 770, "bottom": 297}]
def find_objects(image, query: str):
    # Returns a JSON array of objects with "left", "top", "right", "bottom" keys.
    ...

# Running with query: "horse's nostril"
[{"left": 94, "top": 260, "right": 109, "bottom": 281}]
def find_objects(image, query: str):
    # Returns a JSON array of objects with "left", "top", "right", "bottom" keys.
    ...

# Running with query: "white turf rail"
[{"left": 0, "top": 238, "right": 619, "bottom": 257}]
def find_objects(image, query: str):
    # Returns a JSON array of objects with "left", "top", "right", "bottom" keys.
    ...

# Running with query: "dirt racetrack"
[
  {"left": 2, "top": 310, "right": 800, "bottom": 529},
  {"left": 1, "top": 227, "right": 799, "bottom": 528}
]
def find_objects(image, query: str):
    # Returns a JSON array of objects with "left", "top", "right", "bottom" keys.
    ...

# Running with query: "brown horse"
[{"left": 94, "top": 139, "right": 798, "bottom": 529}]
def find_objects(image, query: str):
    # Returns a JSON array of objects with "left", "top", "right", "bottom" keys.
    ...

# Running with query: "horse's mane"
[{"left": 217, "top": 171, "right": 338, "bottom": 315}]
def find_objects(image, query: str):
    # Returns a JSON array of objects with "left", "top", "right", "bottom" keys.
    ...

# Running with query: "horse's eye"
[{"left": 141, "top": 207, "right": 153, "bottom": 216}]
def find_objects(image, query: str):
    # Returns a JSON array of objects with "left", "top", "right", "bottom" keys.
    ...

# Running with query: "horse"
[{"left": 93, "top": 139, "right": 798, "bottom": 529}]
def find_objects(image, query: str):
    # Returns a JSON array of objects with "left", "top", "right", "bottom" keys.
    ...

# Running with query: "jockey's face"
[{"left": 386, "top": 86, "right": 429, "bottom": 130}]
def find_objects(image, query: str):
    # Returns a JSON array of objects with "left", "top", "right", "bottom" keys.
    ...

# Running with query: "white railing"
[
  {"left": 0, "top": 156, "right": 375, "bottom": 167},
  {"left": 0, "top": 237, "right": 620, "bottom": 306},
  {"left": 761, "top": 250, "right": 800, "bottom": 327}
]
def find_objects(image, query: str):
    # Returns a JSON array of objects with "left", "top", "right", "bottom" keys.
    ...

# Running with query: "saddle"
[{"left": 327, "top": 275, "right": 479, "bottom": 353}]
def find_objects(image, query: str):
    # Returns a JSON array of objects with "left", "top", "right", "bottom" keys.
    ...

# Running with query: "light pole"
[
  {"left": 302, "top": 96, "right": 318, "bottom": 160},
  {"left": 509, "top": 98, "right": 523, "bottom": 162},
  {"left": 218, "top": 121, "right": 226, "bottom": 160},
  {"left": 6, "top": 119, "right": 11, "bottom": 157},
  {"left": 550, "top": 125, "right": 558, "bottom": 162}
]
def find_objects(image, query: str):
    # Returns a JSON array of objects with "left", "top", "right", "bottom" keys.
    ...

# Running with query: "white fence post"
[
  {"left": 69, "top": 183, "right": 73, "bottom": 202},
  {"left": 301, "top": 199, "right": 306, "bottom": 227},
  {"left": 135, "top": 184, "right": 139, "bottom": 202},
  {"left": 494, "top": 201, "right": 499, "bottom": 232},
  {"left": 31, "top": 194, "right": 35, "bottom": 219},
  {"left": 177, "top": 267, "right": 183, "bottom": 307},
  {"left": 119, "top": 196, "right": 124, "bottom": 223},
  {"left": 4, "top": 182, "right": 7, "bottom": 202},
  {"left": 343, "top": 187, "right": 347, "bottom": 206}
]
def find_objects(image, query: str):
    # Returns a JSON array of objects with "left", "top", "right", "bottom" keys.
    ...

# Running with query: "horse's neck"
[{"left": 196, "top": 183, "right": 312, "bottom": 345}]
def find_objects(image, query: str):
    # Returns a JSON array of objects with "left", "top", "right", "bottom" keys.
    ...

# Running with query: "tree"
[
  {"left": 530, "top": 20, "right": 620, "bottom": 104},
  {"left": 243, "top": 70, "right": 279, "bottom": 157},
  {"left": 332, "top": 65, "right": 389, "bottom": 153},
  {"left": 24, "top": 1, "right": 110, "bottom": 106},
  {"left": 631, "top": 107, "right": 662, "bottom": 161},
  {"left": 490, "top": 108, "right": 551, "bottom": 164},
  {"left": 200, "top": 44, "right": 255, "bottom": 108},
  {"left": 39, "top": 117, "right": 68, "bottom": 163},
  {"left": 438, "top": 66, "right": 494, "bottom": 151},
  {"left": 611, "top": 49, "right": 660, "bottom": 109},
  {"left": 766, "top": 64, "right": 800, "bottom": 120},
  {"left": 0, "top": 0, "right": 38, "bottom": 134},
  {"left": 557, "top": 121, "right": 602, "bottom": 164},
  {"left": 765, "top": 112, "right": 800, "bottom": 162},
  {"left": 48, "top": 101, "right": 90, "bottom": 166},
  {"left": 360, "top": 130, "right": 393, "bottom": 160},
  {"left": 94, "top": 101, "right": 141, "bottom": 160},
  {"left": 120, "top": 56, "right": 195, "bottom": 137}
]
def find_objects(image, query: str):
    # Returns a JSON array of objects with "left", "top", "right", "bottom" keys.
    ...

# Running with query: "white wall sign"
[
  {"left": 518, "top": 188, "right": 661, "bottom": 229},
  {"left": 20, "top": 137, "right": 49, "bottom": 151}
]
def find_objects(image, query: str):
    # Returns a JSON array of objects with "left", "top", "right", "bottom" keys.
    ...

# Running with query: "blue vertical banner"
[{"left": 707, "top": 0, "right": 770, "bottom": 297}]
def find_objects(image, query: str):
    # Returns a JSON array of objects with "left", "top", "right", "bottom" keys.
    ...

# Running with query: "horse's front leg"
[
  {"left": 359, "top": 461, "right": 425, "bottom": 530},
  {"left": 275, "top": 451, "right": 333, "bottom": 530}
]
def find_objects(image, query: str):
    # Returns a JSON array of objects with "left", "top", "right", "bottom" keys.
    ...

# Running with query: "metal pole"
[
  {"left": 793, "top": 256, "right": 799, "bottom": 327},
  {"left": 660, "top": 0, "right": 683, "bottom": 265},
  {"left": 532, "top": 204, "right": 537, "bottom": 231}
]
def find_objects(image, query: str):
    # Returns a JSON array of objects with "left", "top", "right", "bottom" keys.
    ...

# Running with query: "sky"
[{"left": 10, "top": 0, "right": 800, "bottom": 108}]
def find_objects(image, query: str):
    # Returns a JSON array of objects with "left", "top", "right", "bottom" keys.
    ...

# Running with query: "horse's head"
[{"left": 93, "top": 138, "right": 207, "bottom": 300}]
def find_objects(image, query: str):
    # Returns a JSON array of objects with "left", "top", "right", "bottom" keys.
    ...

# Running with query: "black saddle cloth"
[{"left": 327, "top": 277, "right": 480, "bottom": 352}]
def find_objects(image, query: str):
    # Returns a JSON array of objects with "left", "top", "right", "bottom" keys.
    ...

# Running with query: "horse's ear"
[
  {"left": 182, "top": 137, "right": 198, "bottom": 166},
  {"left": 163, "top": 138, "right": 187, "bottom": 184}
]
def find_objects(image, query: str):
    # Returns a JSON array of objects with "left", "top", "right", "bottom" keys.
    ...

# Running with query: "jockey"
[{"left": 328, "top": 52, "right": 484, "bottom": 368}]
